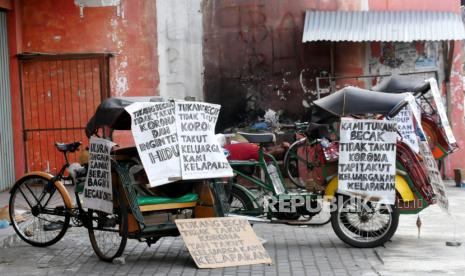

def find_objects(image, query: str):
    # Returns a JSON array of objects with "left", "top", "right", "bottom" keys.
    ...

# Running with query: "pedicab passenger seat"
[
  {"left": 137, "top": 193, "right": 199, "bottom": 212},
  {"left": 238, "top": 132, "right": 275, "bottom": 144}
]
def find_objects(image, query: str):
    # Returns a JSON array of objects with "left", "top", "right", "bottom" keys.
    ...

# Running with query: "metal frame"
[{"left": 315, "top": 70, "right": 439, "bottom": 99}]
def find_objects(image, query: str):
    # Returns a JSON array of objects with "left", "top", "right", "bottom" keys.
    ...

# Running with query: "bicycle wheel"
[
  {"left": 229, "top": 186, "right": 255, "bottom": 215},
  {"left": 88, "top": 188, "right": 128, "bottom": 262},
  {"left": 331, "top": 195, "right": 399, "bottom": 248},
  {"left": 284, "top": 138, "right": 313, "bottom": 189},
  {"left": 9, "top": 175, "right": 70, "bottom": 247}
]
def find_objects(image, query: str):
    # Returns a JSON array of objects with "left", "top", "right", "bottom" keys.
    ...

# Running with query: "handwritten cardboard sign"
[
  {"left": 125, "top": 101, "right": 233, "bottom": 187},
  {"left": 338, "top": 118, "right": 397, "bottom": 204},
  {"left": 124, "top": 102, "right": 180, "bottom": 187},
  {"left": 175, "top": 217, "right": 272, "bottom": 268},
  {"left": 176, "top": 102, "right": 233, "bottom": 180},
  {"left": 83, "top": 137, "right": 116, "bottom": 214}
]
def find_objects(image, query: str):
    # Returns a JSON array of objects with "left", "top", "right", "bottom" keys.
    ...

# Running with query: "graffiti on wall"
[{"left": 203, "top": 0, "right": 362, "bottom": 129}]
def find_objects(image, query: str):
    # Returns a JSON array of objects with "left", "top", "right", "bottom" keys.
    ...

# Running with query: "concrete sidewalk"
[{"left": 1, "top": 182, "right": 465, "bottom": 275}]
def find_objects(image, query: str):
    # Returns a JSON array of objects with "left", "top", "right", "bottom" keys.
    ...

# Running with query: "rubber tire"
[
  {"left": 9, "top": 175, "right": 70, "bottom": 247},
  {"left": 330, "top": 195, "right": 399, "bottom": 248},
  {"left": 229, "top": 186, "right": 255, "bottom": 215},
  {"left": 283, "top": 139, "right": 308, "bottom": 189},
  {"left": 88, "top": 189, "right": 128, "bottom": 262}
]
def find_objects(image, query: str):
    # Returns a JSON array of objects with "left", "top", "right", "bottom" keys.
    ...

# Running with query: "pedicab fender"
[
  {"left": 324, "top": 174, "right": 415, "bottom": 202},
  {"left": 232, "top": 183, "right": 257, "bottom": 207},
  {"left": 11, "top": 172, "right": 74, "bottom": 209}
]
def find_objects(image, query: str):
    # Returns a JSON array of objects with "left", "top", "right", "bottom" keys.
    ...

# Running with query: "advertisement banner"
[
  {"left": 338, "top": 118, "right": 397, "bottom": 204},
  {"left": 83, "top": 137, "right": 116, "bottom": 214}
]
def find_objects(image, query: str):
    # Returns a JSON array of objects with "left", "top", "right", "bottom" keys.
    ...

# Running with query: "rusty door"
[{"left": 19, "top": 54, "right": 111, "bottom": 173}]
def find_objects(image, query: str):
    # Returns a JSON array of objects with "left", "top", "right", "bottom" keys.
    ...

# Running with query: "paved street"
[{"left": 1, "top": 183, "right": 465, "bottom": 275}]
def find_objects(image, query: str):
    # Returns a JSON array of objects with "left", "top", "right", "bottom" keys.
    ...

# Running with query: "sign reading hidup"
[
  {"left": 124, "top": 102, "right": 180, "bottom": 186},
  {"left": 125, "top": 101, "right": 233, "bottom": 187},
  {"left": 394, "top": 106, "right": 419, "bottom": 153},
  {"left": 338, "top": 118, "right": 397, "bottom": 204},
  {"left": 83, "top": 137, "right": 116, "bottom": 214},
  {"left": 175, "top": 217, "right": 272, "bottom": 268}
]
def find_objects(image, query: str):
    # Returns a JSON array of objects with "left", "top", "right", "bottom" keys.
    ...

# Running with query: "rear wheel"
[
  {"left": 284, "top": 139, "right": 322, "bottom": 189},
  {"left": 9, "top": 175, "right": 70, "bottom": 247},
  {"left": 331, "top": 195, "right": 399, "bottom": 248},
  {"left": 229, "top": 186, "right": 255, "bottom": 215},
  {"left": 88, "top": 189, "right": 128, "bottom": 262}
]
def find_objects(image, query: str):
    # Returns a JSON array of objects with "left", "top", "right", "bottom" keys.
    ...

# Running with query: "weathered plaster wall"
[
  {"left": 19, "top": 0, "right": 158, "bottom": 97},
  {"left": 202, "top": 0, "right": 364, "bottom": 130},
  {"left": 156, "top": 0, "right": 204, "bottom": 101}
]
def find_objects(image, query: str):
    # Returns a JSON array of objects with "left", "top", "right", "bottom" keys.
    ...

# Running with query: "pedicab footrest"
[{"left": 137, "top": 193, "right": 199, "bottom": 212}]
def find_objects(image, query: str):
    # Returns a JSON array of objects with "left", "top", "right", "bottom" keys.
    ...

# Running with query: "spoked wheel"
[
  {"left": 9, "top": 175, "right": 70, "bottom": 247},
  {"left": 331, "top": 195, "right": 399, "bottom": 248},
  {"left": 229, "top": 186, "right": 255, "bottom": 215},
  {"left": 88, "top": 189, "right": 128, "bottom": 262},
  {"left": 284, "top": 138, "right": 321, "bottom": 189}
]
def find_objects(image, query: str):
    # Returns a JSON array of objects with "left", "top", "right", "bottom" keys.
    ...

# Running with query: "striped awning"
[{"left": 302, "top": 10, "right": 465, "bottom": 42}]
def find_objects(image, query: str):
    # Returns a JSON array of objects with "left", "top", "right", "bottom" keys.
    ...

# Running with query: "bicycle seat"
[
  {"left": 238, "top": 132, "right": 275, "bottom": 144},
  {"left": 55, "top": 141, "right": 82, "bottom": 153}
]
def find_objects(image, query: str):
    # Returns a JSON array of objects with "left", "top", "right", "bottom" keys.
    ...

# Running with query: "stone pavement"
[{"left": 1, "top": 183, "right": 465, "bottom": 275}]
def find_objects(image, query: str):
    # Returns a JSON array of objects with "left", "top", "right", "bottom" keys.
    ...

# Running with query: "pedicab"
[
  {"left": 372, "top": 74, "right": 459, "bottom": 161},
  {"left": 227, "top": 87, "right": 429, "bottom": 248},
  {"left": 9, "top": 96, "right": 232, "bottom": 262}
]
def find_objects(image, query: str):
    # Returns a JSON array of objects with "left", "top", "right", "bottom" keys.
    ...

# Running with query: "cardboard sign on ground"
[{"left": 175, "top": 217, "right": 272, "bottom": 268}]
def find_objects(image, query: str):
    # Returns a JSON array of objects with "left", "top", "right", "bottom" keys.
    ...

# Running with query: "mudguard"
[
  {"left": 11, "top": 172, "right": 73, "bottom": 209},
  {"left": 232, "top": 183, "right": 258, "bottom": 207},
  {"left": 324, "top": 174, "right": 415, "bottom": 202}
]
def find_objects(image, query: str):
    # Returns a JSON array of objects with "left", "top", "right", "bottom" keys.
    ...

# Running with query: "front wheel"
[
  {"left": 9, "top": 175, "right": 70, "bottom": 247},
  {"left": 331, "top": 195, "right": 399, "bottom": 248},
  {"left": 88, "top": 188, "right": 128, "bottom": 262}
]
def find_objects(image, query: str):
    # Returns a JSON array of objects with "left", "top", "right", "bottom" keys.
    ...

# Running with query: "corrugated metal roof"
[{"left": 302, "top": 10, "right": 465, "bottom": 42}]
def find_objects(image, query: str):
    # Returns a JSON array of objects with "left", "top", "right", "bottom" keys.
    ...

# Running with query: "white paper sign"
[
  {"left": 394, "top": 106, "right": 419, "bottom": 153},
  {"left": 419, "top": 141, "right": 449, "bottom": 211},
  {"left": 427, "top": 78, "right": 456, "bottom": 144},
  {"left": 125, "top": 102, "right": 180, "bottom": 187},
  {"left": 176, "top": 102, "right": 233, "bottom": 180},
  {"left": 83, "top": 137, "right": 116, "bottom": 214},
  {"left": 125, "top": 101, "right": 233, "bottom": 187},
  {"left": 407, "top": 95, "right": 449, "bottom": 212},
  {"left": 338, "top": 118, "right": 397, "bottom": 204}
]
